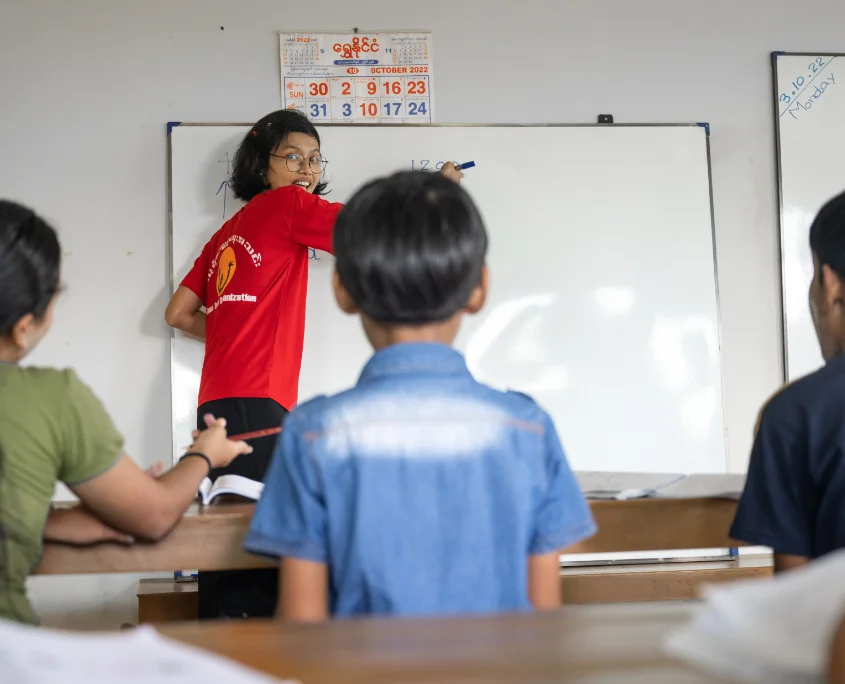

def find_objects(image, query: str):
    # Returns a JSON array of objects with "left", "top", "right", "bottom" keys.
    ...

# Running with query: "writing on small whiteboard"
[
  {"left": 779, "top": 56, "right": 837, "bottom": 120},
  {"left": 279, "top": 31, "right": 434, "bottom": 124}
]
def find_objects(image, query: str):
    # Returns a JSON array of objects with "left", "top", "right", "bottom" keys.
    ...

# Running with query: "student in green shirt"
[{"left": 0, "top": 200, "right": 253, "bottom": 625}]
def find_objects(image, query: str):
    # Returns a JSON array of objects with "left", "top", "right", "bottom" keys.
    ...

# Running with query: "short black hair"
[
  {"left": 0, "top": 200, "right": 61, "bottom": 335},
  {"left": 334, "top": 170, "right": 488, "bottom": 324},
  {"left": 230, "top": 109, "right": 328, "bottom": 202},
  {"left": 810, "top": 190, "right": 845, "bottom": 280}
]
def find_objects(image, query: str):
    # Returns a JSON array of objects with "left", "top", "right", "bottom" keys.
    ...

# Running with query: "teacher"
[
  {"left": 165, "top": 108, "right": 463, "bottom": 618},
  {"left": 167, "top": 109, "right": 340, "bottom": 483}
]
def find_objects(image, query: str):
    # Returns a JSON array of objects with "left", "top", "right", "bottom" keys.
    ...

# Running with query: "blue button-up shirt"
[{"left": 246, "top": 342, "right": 595, "bottom": 617}]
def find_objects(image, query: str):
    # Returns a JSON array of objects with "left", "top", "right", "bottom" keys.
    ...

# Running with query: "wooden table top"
[
  {"left": 36, "top": 496, "right": 744, "bottom": 575},
  {"left": 158, "top": 601, "right": 736, "bottom": 683}
]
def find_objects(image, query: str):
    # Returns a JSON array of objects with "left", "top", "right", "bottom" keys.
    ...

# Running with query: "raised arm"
[
  {"left": 289, "top": 189, "right": 344, "bottom": 255},
  {"left": 287, "top": 163, "right": 463, "bottom": 255}
]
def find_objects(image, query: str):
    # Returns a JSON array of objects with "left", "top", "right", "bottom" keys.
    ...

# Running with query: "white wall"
[{"left": 1, "top": 0, "right": 829, "bottom": 626}]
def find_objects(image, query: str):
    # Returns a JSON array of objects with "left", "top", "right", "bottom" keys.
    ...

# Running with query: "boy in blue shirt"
[
  {"left": 245, "top": 170, "right": 596, "bottom": 620},
  {"left": 731, "top": 190, "right": 845, "bottom": 572}
]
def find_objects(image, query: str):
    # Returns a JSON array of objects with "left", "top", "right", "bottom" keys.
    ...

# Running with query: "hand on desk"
[{"left": 43, "top": 506, "right": 135, "bottom": 547}]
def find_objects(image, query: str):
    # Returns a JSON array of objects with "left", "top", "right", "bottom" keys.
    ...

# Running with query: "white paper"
[
  {"left": 575, "top": 471, "right": 685, "bottom": 500},
  {"left": 665, "top": 548, "right": 845, "bottom": 682},
  {"left": 279, "top": 31, "right": 434, "bottom": 124},
  {"left": 0, "top": 621, "right": 290, "bottom": 684},
  {"left": 654, "top": 473, "right": 746, "bottom": 500}
]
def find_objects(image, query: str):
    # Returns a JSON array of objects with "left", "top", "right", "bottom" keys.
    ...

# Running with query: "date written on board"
[
  {"left": 781, "top": 73, "right": 835, "bottom": 120},
  {"left": 779, "top": 57, "right": 827, "bottom": 105},
  {"left": 778, "top": 57, "right": 839, "bottom": 120}
]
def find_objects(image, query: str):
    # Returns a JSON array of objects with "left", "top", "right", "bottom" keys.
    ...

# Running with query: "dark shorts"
[{"left": 196, "top": 396, "right": 287, "bottom": 620}]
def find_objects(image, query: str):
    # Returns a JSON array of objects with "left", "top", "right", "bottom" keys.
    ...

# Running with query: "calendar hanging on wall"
[{"left": 279, "top": 31, "right": 434, "bottom": 124}]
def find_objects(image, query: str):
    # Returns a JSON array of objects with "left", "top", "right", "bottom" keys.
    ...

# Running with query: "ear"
[
  {"left": 821, "top": 264, "right": 845, "bottom": 310},
  {"left": 463, "top": 266, "right": 489, "bottom": 315},
  {"left": 332, "top": 270, "right": 359, "bottom": 315},
  {"left": 9, "top": 313, "right": 35, "bottom": 351}
]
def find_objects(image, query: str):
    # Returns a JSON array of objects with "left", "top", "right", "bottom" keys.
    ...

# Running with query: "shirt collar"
[{"left": 358, "top": 342, "right": 470, "bottom": 383}]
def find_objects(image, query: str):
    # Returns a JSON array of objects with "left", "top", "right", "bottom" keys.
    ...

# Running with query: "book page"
[
  {"left": 665, "top": 548, "right": 845, "bottom": 681},
  {"left": 0, "top": 621, "right": 292, "bottom": 684},
  {"left": 209, "top": 474, "right": 264, "bottom": 502}
]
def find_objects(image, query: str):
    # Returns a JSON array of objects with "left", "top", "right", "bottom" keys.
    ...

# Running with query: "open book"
[{"left": 197, "top": 474, "right": 264, "bottom": 505}]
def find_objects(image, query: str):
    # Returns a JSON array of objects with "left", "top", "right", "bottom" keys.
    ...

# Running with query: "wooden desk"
[
  {"left": 36, "top": 497, "right": 745, "bottom": 575},
  {"left": 158, "top": 602, "right": 738, "bottom": 683}
]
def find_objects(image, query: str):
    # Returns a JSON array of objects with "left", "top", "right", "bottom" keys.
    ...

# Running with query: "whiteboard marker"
[{"left": 457, "top": 161, "right": 476, "bottom": 170}]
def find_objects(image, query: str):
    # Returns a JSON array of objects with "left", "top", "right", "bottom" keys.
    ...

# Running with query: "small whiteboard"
[
  {"left": 774, "top": 53, "right": 845, "bottom": 380},
  {"left": 168, "top": 123, "right": 727, "bottom": 476}
]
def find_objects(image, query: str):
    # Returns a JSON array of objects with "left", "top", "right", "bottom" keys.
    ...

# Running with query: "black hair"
[
  {"left": 0, "top": 200, "right": 61, "bottom": 336},
  {"left": 334, "top": 170, "right": 488, "bottom": 324},
  {"left": 809, "top": 190, "right": 845, "bottom": 281},
  {"left": 230, "top": 109, "right": 328, "bottom": 201}
]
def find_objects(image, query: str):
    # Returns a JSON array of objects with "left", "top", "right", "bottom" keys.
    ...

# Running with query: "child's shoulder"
[
  {"left": 472, "top": 382, "right": 552, "bottom": 427},
  {"left": 284, "top": 388, "right": 358, "bottom": 430}
]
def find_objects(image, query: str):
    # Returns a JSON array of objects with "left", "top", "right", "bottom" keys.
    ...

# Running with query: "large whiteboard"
[
  {"left": 774, "top": 53, "right": 845, "bottom": 381},
  {"left": 169, "top": 123, "right": 727, "bottom": 475}
]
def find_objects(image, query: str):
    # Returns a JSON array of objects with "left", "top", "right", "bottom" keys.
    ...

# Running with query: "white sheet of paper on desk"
[
  {"left": 575, "top": 471, "right": 685, "bottom": 500},
  {"left": 652, "top": 473, "right": 746, "bottom": 500},
  {"left": 0, "top": 621, "right": 292, "bottom": 684},
  {"left": 665, "top": 548, "right": 845, "bottom": 682}
]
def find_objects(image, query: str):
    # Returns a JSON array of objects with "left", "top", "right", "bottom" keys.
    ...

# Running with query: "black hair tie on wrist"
[{"left": 181, "top": 452, "right": 212, "bottom": 474}]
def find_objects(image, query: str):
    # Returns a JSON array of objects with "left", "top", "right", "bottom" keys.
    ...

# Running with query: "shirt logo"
[{"left": 216, "top": 246, "right": 237, "bottom": 296}]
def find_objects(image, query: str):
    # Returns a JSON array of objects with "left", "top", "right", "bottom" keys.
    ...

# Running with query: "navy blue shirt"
[
  {"left": 731, "top": 355, "right": 845, "bottom": 559},
  {"left": 246, "top": 342, "right": 596, "bottom": 618}
]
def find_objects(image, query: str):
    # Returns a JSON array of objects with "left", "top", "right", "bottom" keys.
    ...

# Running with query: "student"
[
  {"left": 165, "top": 109, "right": 463, "bottom": 617},
  {"left": 245, "top": 170, "right": 596, "bottom": 621},
  {"left": 731, "top": 189, "right": 845, "bottom": 572},
  {"left": 0, "top": 200, "right": 250, "bottom": 625}
]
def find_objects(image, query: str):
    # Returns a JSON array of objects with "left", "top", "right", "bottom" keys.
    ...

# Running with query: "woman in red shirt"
[
  {"left": 165, "top": 109, "right": 462, "bottom": 617},
  {"left": 167, "top": 110, "right": 341, "bottom": 483}
]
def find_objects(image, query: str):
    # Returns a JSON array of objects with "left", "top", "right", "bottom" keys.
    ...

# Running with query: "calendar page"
[{"left": 279, "top": 31, "right": 434, "bottom": 124}]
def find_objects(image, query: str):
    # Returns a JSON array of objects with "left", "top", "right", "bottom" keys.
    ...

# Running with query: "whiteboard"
[
  {"left": 774, "top": 53, "right": 845, "bottom": 381},
  {"left": 169, "top": 123, "right": 727, "bottom": 475}
]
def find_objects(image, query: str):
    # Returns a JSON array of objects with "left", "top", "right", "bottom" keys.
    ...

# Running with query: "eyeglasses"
[{"left": 270, "top": 153, "right": 328, "bottom": 175}]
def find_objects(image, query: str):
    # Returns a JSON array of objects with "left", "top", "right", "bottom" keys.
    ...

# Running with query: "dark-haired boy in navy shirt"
[{"left": 732, "top": 189, "right": 845, "bottom": 572}]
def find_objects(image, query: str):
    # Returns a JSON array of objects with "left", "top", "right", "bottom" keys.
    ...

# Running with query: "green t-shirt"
[{"left": 0, "top": 364, "right": 123, "bottom": 624}]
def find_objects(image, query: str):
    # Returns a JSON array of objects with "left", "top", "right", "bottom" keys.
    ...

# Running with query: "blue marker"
[{"left": 457, "top": 161, "right": 476, "bottom": 170}]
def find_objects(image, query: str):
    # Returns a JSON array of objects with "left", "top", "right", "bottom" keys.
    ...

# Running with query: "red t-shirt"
[{"left": 180, "top": 186, "right": 343, "bottom": 410}]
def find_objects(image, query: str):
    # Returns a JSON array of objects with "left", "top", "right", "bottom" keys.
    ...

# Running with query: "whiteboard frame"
[
  {"left": 772, "top": 52, "right": 845, "bottom": 381},
  {"left": 166, "top": 122, "right": 726, "bottom": 474}
]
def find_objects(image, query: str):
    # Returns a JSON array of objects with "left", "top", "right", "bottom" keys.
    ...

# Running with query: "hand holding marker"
[{"left": 457, "top": 161, "right": 475, "bottom": 170}]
